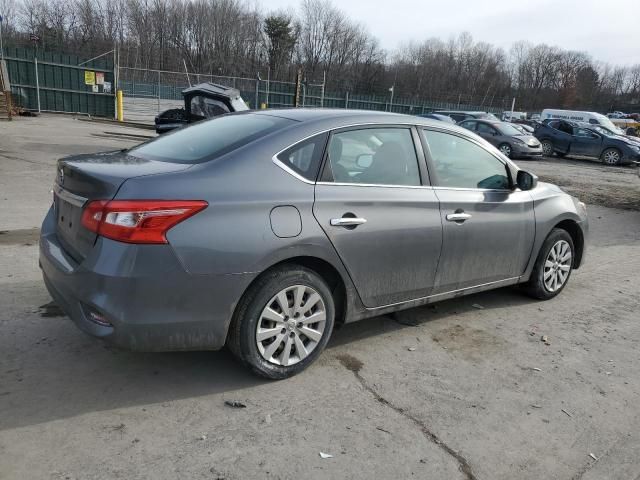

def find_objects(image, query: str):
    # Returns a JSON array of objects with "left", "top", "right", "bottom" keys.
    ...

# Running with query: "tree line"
[{"left": 1, "top": 0, "right": 639, "bottom": 112}]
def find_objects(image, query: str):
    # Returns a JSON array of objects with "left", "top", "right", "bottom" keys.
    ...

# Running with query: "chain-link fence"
[{"left": 117, "top": 65, "right": 508, "bottom": 124}]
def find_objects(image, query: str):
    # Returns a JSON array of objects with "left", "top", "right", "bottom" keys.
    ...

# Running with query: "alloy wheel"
[
  {"left": 603, "top": 149, "right": 620, "bottom": 165},
  {"left": 543, "top": 240, "right": 572, "bottom": 293},
  {"left": 256, "top": 285, "right": 326, "bottom": 366},
  {"left": 542, "top": 141, "right": 553, "bottom": 156},
  {"left": 500, "top": 144, "right": 512, "bottom": 157}
]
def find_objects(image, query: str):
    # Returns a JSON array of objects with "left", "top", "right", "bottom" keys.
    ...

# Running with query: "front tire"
[
  {"left": 227, "top": 266, "right": 335, "bottom": 379},
  {"left": 541, "top": 140, "right": 554, "bottom": 156},
  {"left": 601, "top": 148, "right": 621, "bottom": 166},
  {"left": 524, "top": 228, "right": 574, "bottom": 300}
]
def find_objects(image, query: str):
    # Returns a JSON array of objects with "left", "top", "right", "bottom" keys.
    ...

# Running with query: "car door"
[
  {"left": 475, "top": 122, "right": 500, "bottom": 147},
  {"left": 547, "top": 121, "right": 573, "bottom": 153},
  {"left": 419, "top": 128, "right": 536, "bottom": 293},
  {"left": 570, "top": 128, "right": 603, "bottom": 157},
  {"left": 313, "top": 126, "right": 443, "bottom": 308}
]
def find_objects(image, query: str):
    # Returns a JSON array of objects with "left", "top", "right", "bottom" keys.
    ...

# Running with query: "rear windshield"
[{"left": 130, "top": 113, "right": 294, "bottom": 163}]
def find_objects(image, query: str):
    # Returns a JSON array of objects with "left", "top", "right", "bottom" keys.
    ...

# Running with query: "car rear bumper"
[{"left": 39, "top": 206, "right": 254, "bottom": 352}]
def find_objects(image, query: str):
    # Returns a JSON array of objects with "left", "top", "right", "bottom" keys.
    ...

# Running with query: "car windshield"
[
  {"left": 498, "top": 123, "right": 525, "bottom": 136},
  {"left": 130, "top": 113, "right": 294, "bottom": 163}
]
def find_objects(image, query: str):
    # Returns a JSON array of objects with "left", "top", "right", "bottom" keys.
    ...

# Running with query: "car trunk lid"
[{"left": 54, "top": 150, "right": 191, "bottom": 261}]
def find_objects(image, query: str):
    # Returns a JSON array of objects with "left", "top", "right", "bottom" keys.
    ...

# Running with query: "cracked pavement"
[{"left": 1, "top": 115, "right": 640, "bottom": 479}]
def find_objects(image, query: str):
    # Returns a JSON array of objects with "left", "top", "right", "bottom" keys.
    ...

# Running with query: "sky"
[{"left": 260, "top": 0, "right": 640, "bottom": 66}]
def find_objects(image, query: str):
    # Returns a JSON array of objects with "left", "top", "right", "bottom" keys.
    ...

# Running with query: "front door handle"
[
  {"left": 446, "top": 212, "right": 472, "bottom": 223},
  {"left": 330, "top": 217, "right": 367, "bottom": 227}
]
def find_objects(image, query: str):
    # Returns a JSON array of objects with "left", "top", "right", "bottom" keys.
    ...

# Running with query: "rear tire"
[
  {"left": 524, "top": 228, "right": 575, "bottom": 300},
  {"left": 227, "top": 265, "right": 335, "bottom": 379},
  {"left": 541, "top": 140, "right": 554, "bottom": 156},
  {"left": 601, "top": 148, "right": 621, "bottom": 166}
]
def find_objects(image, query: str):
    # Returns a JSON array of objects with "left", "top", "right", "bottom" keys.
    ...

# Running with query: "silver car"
[
  {"left": 40, "top": 109, "right": 588, "bottom": 379},
  {"left": 459, "top": 118, "right": 543, "bottom": 159}
]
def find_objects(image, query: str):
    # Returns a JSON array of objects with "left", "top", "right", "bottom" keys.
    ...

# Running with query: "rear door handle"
[
  {"left": 446, "top": 212, "right": 472, "bottom": 222},
  {"left": 330, "top": 217, "right": 367, "bottom": 227}
]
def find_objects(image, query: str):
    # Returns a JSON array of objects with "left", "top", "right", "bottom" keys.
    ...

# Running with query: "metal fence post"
[
  {"left": 34, "top": 57, "right": 41, "bottom": 113},
  {"left": 254, "top": 78, "right": 259, "bottom": 110},
  {"left": 320, "top": 71, "right": 325, "bottom": 107},
  {"left": 345, "top": 91, "right": 349, "bottom": 109},
  {"left": 157, "top": 69, "right": 161, "bottom": 112}
]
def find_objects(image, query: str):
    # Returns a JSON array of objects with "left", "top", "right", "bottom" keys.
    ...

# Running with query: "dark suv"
[{"left": 534, "top": 119, "right": 640, "bottom": 166}]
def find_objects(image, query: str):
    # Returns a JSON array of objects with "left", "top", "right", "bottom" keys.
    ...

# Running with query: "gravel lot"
[{"left": 1, "top": 115, "right": 639, "bottom": 480}]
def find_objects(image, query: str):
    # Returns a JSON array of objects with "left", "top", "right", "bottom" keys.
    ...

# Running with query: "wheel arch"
[
  {"left": 233, "top": 255, "right": 350, "bottom": 330},
  {"left": 551, "top": 219, "right": 584, "bottom": 269}
]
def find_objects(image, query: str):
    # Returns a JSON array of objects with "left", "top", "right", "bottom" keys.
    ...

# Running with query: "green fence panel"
[{"left": 2, "top": 46, "right": 115, "bottom": 118}]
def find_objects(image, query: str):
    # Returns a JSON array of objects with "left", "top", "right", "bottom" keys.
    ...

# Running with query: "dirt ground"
[{"left": 1, "top": 114, "right": 639, "bottom": 480}]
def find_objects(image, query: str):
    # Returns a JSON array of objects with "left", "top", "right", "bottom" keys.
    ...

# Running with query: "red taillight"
[{"left": 81, "top": 200, "right": 208, "bottom": 244}]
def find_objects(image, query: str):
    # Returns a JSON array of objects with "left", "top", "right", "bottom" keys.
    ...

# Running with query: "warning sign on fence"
[
  {"left": 95, "top": 72, "right": 104, "bottom": 85},
  {"left": 84, "top": 71, "right": 95, "bottom": 85}
]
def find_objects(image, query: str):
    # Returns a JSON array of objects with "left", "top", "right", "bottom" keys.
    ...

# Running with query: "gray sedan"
[
  {"left": 459, "top": 118, "right": 543, "bottom": 159},
  {"left": 40, "top": 109, "right": 588, "bottom": 379}
]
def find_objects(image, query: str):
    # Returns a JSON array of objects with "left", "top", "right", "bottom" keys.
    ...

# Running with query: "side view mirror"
[
  {"left": 356, "top": 154, "right": 373, "bottom": 168},
  {"left": 516, "top": 170, "right": 538, "bottom": 191}
]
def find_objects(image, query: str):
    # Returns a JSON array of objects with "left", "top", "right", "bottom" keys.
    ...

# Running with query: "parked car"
[
  {"left": 529, "top": 113, "right": 541, "bottom": 121},
  {"left": 458, "top": 118, "right": 542, "bottom": 159},
  {"left": 535, "top": 119, "right": 640, "bottom": 165},
  {"left": 433, "top": 110, "right": 499, "bottom": 123},
  {"left": 417, "top": 113, "right": 456, "bottom": 124},
  {"left": 40, "top": 109, "right": 588, "bottom": 379},
  {"left": 154, "top": 82, "right": 249, "bottom": 134},
  {"left": 607, "top": 111, "right": 627, "bottom": 119}
]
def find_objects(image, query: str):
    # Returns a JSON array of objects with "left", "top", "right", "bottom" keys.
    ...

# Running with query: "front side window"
[
  {"left": 421, "top": 129, "right": 510, "bottom": 190},
  {"left": 459, "top": 120, "right": 477, "bottom": 131},
  {"left": 476, "top": 123, "right": 497, "bottom": 135},
  {"left": 574, "top": 128, "right": 597, "bottom": 138},
  {"left": 325, "top": 128, "right": 420, "bottom": 186},
  {"left": 277, "top": 133, "right": 328, "bottom": 181}
]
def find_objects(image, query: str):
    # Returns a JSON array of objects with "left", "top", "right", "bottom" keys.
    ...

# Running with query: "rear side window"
[
  {"left": 324, "top": 128, "right": 420, "bottom": 186},
  {"left": 276, "top": 133, "right": 328, "bottom": 181},
  {"left": 131, "top": 113, "right": 294, "bottom": 164}
]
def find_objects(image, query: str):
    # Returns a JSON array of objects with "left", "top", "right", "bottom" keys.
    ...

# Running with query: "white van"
[{"left": 541, "top": 109, "right": 624, "bottom": 134}]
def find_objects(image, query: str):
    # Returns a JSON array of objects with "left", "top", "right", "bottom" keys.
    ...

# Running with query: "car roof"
[{"left": 246, "top": 108, "right": 474, "bottom": 137}]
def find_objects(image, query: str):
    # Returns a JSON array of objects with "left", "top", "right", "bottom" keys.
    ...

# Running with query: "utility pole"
[{"left": 0, "top": 14, "right": 4, "bottom": 61}]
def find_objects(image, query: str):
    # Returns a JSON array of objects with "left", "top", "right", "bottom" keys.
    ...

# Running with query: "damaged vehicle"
[
  {"left": 40, "top": 109, "right": 588, "bottom": 379},
  {"left": 154, "top": 82, "right": 249, "bottom": 134},
  {"left": 535, "top": 119, "right": 640, "bottom": 165}
]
